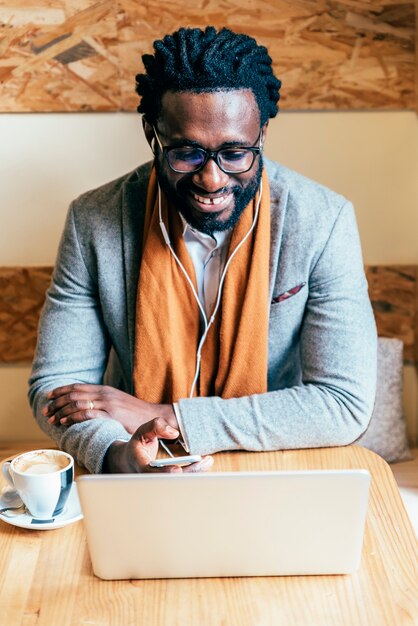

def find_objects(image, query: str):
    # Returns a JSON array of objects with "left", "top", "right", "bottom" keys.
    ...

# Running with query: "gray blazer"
[{"left": 29, "top": 159, "right": 377, "bottom": 473}]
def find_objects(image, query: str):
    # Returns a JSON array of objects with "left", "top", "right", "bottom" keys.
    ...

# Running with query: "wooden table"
[{"left": 0, "top": 442, "right": 417, "bottom": 626}]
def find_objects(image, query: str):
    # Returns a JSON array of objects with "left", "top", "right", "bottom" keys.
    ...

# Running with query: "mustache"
[{"left": 182, "top": 183, "right": 240, "bottom": 197}]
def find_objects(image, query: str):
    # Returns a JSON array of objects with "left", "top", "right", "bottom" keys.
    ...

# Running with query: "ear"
[
  {"left": 260, "top": 121, "right": 269, "bottom": 148},
  {"left": 142, "top": 117, "right": 155, "bottom": 153}
]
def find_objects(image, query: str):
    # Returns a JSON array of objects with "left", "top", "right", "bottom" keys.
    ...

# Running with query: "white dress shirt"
[{"left": 180, "top": 215, "right": 232, "bottom": 319}]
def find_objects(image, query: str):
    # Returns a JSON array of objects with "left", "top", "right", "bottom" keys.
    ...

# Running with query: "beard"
[{"left": 154, "top": 158, "right": 263, "bottom": 235}]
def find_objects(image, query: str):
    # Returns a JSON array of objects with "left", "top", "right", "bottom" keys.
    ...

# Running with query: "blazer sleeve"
[
  {"left": 28, "top": 203, "right": 130, "bottom": 473},
  {"left": 176, "top": 200, "right": 378, "bottom": 454}
]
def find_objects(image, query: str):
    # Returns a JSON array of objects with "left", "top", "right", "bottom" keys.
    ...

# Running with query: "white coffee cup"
[{"left": 2, "top": 449, "right": 74, "bottom": 520}]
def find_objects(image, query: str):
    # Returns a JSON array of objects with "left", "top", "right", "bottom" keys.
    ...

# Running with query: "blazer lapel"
[
  {"left": 265, "top": 161, "right": 289, "bottom": 303},
  {"left": 121, "top": 162, "right": 151, "bottom": 386}
]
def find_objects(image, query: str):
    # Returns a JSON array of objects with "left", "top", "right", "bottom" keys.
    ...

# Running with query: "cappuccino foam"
[{"left": 14, "top": 451, "right": 70, "bottom": 475}]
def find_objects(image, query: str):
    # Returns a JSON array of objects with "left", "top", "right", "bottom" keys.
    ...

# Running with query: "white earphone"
[{"left": 158, "top": 180, "right": 263, "bottom": 398}]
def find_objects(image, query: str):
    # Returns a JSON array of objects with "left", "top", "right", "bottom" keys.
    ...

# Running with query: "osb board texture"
[
  {"left": 366, "top": 265, "right": 418, "bottom": 365},
  {"left": 0, "top": 265, "right": 417, "bottom": 363},
  {"left": 0, "top": 1, "right": 415, "bottom": 112},
  {"left": 0, "top": 266, "right": 52, "bottom": 362}
]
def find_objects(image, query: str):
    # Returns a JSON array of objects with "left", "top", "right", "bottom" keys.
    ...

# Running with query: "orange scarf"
[{"left": 133, "top": 166, "right": 270, "bottom": 403}]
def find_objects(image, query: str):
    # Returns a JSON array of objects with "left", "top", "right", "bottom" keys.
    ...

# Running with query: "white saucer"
[{"left": 0, "top": 483, "right": 83, "bottom": 530}]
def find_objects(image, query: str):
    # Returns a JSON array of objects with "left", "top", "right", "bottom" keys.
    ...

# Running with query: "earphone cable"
[{"left": 158, "top": 186, "right": 209, "bottom": 333}]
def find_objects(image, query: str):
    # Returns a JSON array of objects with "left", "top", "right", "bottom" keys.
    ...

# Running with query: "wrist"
[{"left": 157, "top": 403, "right": 178, "bottom": 430}]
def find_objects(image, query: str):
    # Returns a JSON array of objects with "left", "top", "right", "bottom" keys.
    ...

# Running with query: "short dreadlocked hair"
[{"left": 136, "top": 26, "right": 281, "bottom": 126}]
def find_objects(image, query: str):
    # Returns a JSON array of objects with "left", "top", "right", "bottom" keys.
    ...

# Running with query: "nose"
[{"left": 192, "top": 157, "right": 229, "bottom": 192}]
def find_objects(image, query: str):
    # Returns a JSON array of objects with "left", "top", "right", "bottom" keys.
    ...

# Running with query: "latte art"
[{"left": 14, "top": 451, "right": 70, "bottom": 475}]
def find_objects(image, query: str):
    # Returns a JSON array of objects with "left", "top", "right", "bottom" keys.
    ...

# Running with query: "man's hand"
[
  {"left": 103, "top": 417, "right": 214, "bottom": 474},
  {"left": 43, "top": 384, "right": 176, "bottom": 434}
]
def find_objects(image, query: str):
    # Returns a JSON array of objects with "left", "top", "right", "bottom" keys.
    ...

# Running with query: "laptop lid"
[{"left": 77, "top": 470, "right": 370, "bottom": 580}]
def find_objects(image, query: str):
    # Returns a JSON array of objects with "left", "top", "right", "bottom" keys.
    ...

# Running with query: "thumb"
[{"left": 131, "top": 417, "right": 179, "bottom": 444}]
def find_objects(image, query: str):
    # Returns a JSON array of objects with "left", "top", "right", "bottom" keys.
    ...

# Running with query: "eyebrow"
[{"left": 166, "top": 138, "right": 252, "bottom": 150}]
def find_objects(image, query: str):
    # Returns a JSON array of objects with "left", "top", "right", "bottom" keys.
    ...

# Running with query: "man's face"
[{"left": 148, "top": 89, "right": 266, "bottom": 235}]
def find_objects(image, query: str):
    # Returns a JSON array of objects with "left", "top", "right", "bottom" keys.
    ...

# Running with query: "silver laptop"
[{"left": 77, "top": 470, "right": 370, "bottom": 580}]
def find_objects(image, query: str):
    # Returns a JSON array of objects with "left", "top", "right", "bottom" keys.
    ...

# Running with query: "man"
[{"left": 29, "top": 26, "right": 377, "bottom": 474}]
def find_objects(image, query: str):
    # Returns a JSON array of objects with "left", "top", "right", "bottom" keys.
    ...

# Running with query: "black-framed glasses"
[{"left": 152, "top": 126, "right": 263, "bottom": 174}]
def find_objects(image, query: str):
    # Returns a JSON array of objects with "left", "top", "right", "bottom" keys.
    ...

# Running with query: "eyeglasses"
[{"left": 152, "top": 126, "right": 263, "bottom": 174}]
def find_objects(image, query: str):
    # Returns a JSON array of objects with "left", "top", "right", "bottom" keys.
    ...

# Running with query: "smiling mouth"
[{"left": 190, "top": 191, "right": 233, "bottom": 210}]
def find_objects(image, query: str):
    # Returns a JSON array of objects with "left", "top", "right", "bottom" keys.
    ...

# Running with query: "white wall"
[{"left": 0, "top": 111, "right": 417, "bottom": 443}]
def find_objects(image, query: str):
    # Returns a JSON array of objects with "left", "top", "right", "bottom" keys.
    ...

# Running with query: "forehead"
[{"left": 158, "top": 89, "right": 260, "bottom": 145}]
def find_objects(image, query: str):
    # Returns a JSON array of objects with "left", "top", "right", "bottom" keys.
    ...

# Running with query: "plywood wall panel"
[
  {"left": 366, "top": 266, "right": 418, "bottom": 365},
  {"left": 0, "top": 0, "right": 415, "bottom": 112},
  {"left": 0, "top": 267, "right": 52, "bottom": 363}
]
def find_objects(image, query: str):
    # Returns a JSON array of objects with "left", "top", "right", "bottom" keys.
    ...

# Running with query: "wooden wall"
[
  {"left": 1, "top": 265, "right": 417, "bottom": 364},
  {"left": 0, "top": 1, "right": 415, "bottom": 112},
  {"left": 0, "top": 267, "right": 51, "bottom": 363}
]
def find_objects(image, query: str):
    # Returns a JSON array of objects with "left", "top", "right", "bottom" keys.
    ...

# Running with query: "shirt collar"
[{"left": 179, "top": 213, "right": 232, "bottom": 249}]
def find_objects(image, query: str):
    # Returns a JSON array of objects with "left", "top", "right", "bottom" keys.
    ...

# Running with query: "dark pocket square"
[{"left": 272, "top": 282, "right": 306, "bottom": 304}]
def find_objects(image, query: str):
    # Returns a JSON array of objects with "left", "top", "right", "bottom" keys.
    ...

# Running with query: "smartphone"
[{"left": 149, "top": 455, "right": 202, "bottom": 468}]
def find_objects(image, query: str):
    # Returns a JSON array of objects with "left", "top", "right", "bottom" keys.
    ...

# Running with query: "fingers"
[
  {"left": 125, "top": 418, "right": 180, "bottom": 472},
  {"left": 44, "top": 384, "right": 136, "bottom": 427},
  {"left": 47, "top": 383, "right": 103, "bottom": 399},
  {"left": 45, "top": 400, "right": 98, "bottom": 424},
  {"left": 45, "top": 397, "right": 105, "bottom": 425},
  {"left": 106, "top": 428, "right": 212, "bottom": 474},
  {"left": 142, "top": 456, "right": 214, "bottom": 474},
  {"left": 50, "top": 409, "right": 108, "bottom": 426},
  {"left": 106, "top": 439, "right": 184, "bottom": 474},
  {"left": 44, "top": 392, "right": 101, "bottom": 418},
  {"left": 182, "top": 456, "right": 214, "bottom": 473},
  {"left": 44, "top": 384, "right": 110, "bottom": 424},
  {"left": 141, "top": 464, "right": 184, "bottom": 475},
  {"left": 131, "top": 417, "right": 179, "bottom": 445}
]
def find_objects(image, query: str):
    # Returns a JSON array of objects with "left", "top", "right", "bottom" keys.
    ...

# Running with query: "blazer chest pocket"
[{"left": 269, "top": 282, "right": 306, "bottom": 320}]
